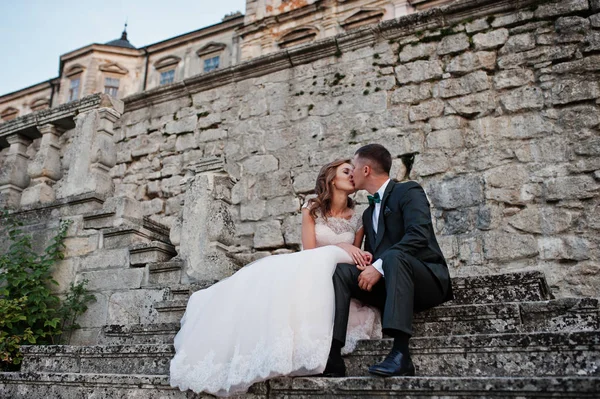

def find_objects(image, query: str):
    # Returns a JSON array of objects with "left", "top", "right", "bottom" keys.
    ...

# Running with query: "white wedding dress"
[{"left": 169, "top": 210, "right": 382, "bottom": 397}]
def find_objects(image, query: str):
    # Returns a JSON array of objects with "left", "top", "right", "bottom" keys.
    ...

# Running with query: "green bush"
[{"left": 0, "top": 210, "right": 95, "bottom": 370}]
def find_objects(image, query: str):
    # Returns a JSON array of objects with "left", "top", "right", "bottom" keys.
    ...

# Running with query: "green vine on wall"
[{"left": 0, "top": 210, "right": 96, "bottom": 370}]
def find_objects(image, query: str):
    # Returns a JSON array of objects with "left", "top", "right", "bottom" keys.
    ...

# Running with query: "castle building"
[{"left": 0, "top": 0, "right": 443, "bottom": 122}]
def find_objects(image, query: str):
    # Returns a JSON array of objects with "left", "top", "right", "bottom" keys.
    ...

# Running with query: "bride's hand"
[
  {"left": 361, "top": 251, "right": 373, "bottom": 265},
  {"left": 355, "top": 251, "right": 372, "bottom": 271},
  {"left": 337, "top": 243, "right": 369, "bottom": 268}
]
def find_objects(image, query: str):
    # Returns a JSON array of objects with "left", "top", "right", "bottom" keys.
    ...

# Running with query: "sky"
[{"left": 0, "top": 0, "right": 247, "bottom": 96}]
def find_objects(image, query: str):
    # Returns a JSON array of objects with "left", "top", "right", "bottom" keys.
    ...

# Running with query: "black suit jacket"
[{"left": 363, "top": 180, "right": 453, "bottom": 301}]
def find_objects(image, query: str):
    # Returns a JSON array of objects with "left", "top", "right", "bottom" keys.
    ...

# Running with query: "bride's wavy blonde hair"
[{"left": 307, "top": 158, "right": 355, "bottom": 220}]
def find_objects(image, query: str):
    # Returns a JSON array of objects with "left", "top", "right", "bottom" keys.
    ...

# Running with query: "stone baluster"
[
  {"left": 0, "top": 134, "right": 32, "bottom": 208},
  {"left": 56, "top": 95, "right": 122, "bottom": 199},
  {"left": 20, "top": 124, "right": 63, "bottom": 206}
]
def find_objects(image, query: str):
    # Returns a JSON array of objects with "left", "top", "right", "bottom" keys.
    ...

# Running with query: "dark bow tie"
[{"left": 367, "top": 192, "right": 381, "bottom": 206}]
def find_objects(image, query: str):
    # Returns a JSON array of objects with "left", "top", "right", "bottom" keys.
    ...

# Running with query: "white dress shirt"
[{"left": 370, "top": 179, "right": 390, "bottom": 277}]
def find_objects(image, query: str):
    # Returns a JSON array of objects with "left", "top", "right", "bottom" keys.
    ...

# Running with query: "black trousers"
[{"left": 332, "top": 249, "right": 447, "bottom": 344}]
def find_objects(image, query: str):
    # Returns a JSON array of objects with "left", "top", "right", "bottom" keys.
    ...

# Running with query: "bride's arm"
[
  {"left": 301, "top": 208, "right": 317, "bottom": 250},
  {"left": 353, "top": 226, "right": 365, "bottom": 248}
]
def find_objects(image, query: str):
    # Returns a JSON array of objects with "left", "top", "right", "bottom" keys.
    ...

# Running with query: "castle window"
[
  {"left": 204, "top": 56, "right": 220, "bottom": 72},
  {"left": 1, "top": 107, "right": 19, "bottom": 121},
  {"left": 160, "top": 69, "right": 175, "bottom": 85},
  {"left": 104, "top": 77, "right": 120, "bottom": 97},
  {"left": 68, "top": 77, "right": 80, "bottom": 102},
  {"left": 30, "top": 98, "right": 50, "bottom": 112}
]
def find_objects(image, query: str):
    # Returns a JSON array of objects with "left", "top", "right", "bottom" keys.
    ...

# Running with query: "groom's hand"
[{"left": 358, "top": 265, "right": 382, "bottom": 292}]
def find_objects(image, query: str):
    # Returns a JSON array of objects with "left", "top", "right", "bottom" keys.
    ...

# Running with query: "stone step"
[
  {"left": 19, "top": 331, "right": 600, "bottom": 377},
  {"left": 346, "top": 331, "right": 600, "bottom": 378},
  {"left": 102, "top": 223, "right": 171, "bottom": 250},
  {"left": 449, "top": 271, "right": 552, "bottom": 305},
  {"left": 269, "top": 376, "right": 600, "bottom": 398},
  {"left": 143, "top": 260, "right": 184, "bottom": 286},
  {"left": 151, "top": 271, "right": 553, "bottom": 308},
  {"left": 0, "top": 372, "right": 598, "bottom": 398},
  {"left": 129, "top": 241, "right": 176, "bottom": 267},
  {"left": 99, "top": 298, "right": 600, "bottom": 345},
  {"left": 99, "top": 323, "right": 180, "bottom": 345}
]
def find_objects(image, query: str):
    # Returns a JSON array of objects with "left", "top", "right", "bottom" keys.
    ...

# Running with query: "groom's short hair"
[{"left": 355, "top": 144, "right": 392, "bottom": 175}]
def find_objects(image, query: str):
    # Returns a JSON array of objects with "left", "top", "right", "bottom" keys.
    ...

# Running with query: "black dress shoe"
[
  {"left": 368, "top": 349, "right": 415, "bottom": 377},
  {"left": 321, "top": 355, "right": 346, "bottom": 377}
]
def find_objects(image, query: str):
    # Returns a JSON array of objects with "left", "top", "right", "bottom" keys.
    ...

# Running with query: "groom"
[{"left": 324, "top": 144, "right": 454, "bottom": 377}]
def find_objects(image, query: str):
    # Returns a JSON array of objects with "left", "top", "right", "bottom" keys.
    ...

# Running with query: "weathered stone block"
[
  {"left": 491, "top": 11, "right": 534, "bottom": 28},
  {"left": 538, "top": 236, "right": 591, "bottom": 261},
  {"left": 399, "top": 42, "right": 437, "bottom": 62},
  {"left": 267, "top": 196, "right": 300, "bottom": 216},
  {"left": 499, "top": 33, "right": 536, "bottom": 55},
  {"left": 414, "top": 153, "right": 449, "bottom": 176},
  {"left": 253, "top": 220, "right": 284, "bottom": 249},
  {"left": 493, "top": 69, "right": 534, "bottom": 89},
  {"left": 426, "top": 175, "right": 484, "bottom": 210},
  {"left": 434, "top": 71, "right": 489, "bottom": 98},
  {"left": 590, "top": 13, "right": 600, "bottom": 28},
  {"left": 551, "top": 79, "right": 600, "bottom": 105},
  {"left": 196, "top": 128, "right": 228, "bottom": 143},
  {"left": 584, "top": 31, "right": 600, "bottom": 52},
  {"left": 240, "top": 200, "right": 266, "bottom": 221},
  {"left": 534, "top": 0, "right": 589, "bottom": 19},
  {"left": 164, "top": 116, "right": 196, "bottom": 135},
  {"left": 241, "top": 154, "right": 279, "bottom": 174},
  {"left": 429, "top": 115, "right": 468, "bottom": 130},
  {"left": 409, "top": 99, "right": 445, "bottom": 122},
  {"left": 64, "top": 234, "right": 100, "bottom": 257},
  {"left": 395, "top": 60, "right": 443, "bottom": 84},
  {"left": 483, "top": 231, "right": 538, "bottom": 261},
  {"left": 175, "top": 133, "right": 196, "bottom": 152},
  {"left": 446, "top": 51, "right": 496, "bottom": 73},
  {"left": 141, "top": 198, "right": 164, "bottom": 215},
  {"left": 500, "top": 86, "right": 544, "bottom": 112},
  {"left": 74, "top": 292, "right": 108, "bottom": 328},
  {"left": 391, "top": 83, "right": 432, "bottom": 104},
  {"left": 78, "top": 269, "right": 144, "bottom": 291},
  {"left": 79, "top": 248, "right": 130, "bottom": 271},
  {"left": 545, "top": 176, "right": 599, "bottom": 200},
  {"left": 437, "top": 33, "right": 470, "bottom": 55},
  {"left": 282, "top": 213, "right": 302, "bottom": 247},
  {"left": 473, "top": 29, "right": 509, "bottom": 50},
  {"left": 107, "top": 290, "right": 165, "bottom": 325},
  {"left": 552, "top": 55, "right": 600, "bottom": 74},
  {"left": 447, "top": 90, "right": 496, "bottom": 117},
  {"left": 472, "top": 113, "right": 555, "bottom": 140},
  {"left": 465, "top": 18, "right": 489, "bottom": 33},
  {"left": 509, "top": 206, "right": 577, "bottom": 234},
  {"left": 426, "top": 129, "right": 464, "bottom": 149},
  {"left": 497, "top": 45, "right": 577, "bottom": 69},
  {"left": 484, "top": 164, "right": 529, "bottom": 189}
]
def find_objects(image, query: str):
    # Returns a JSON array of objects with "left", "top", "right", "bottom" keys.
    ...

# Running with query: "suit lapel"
[
  {"left": 374, "top": 180, "right": 395, "bottom": 251},
  {"left": 365, "top": 205, "right": 376, "bottom": 249}
]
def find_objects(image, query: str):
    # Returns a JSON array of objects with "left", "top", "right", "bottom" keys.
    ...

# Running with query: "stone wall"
[{"left": 111, "top": 0, "right": 600, "bottom": 298}]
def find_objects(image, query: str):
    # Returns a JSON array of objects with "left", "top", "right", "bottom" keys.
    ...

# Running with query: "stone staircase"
[{"left": 1, "top": 270, "right": 598, "bottom": 398}]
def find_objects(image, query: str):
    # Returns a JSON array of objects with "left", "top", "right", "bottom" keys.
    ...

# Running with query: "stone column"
[
  {"left": 20, "top": 124, "right": 63, "bottom": 206},
  {"left": 176, "top": 171, "right": 237, "bottom": 283},
  {"left": 0, "top": 134, "right": 32, "bottom": 208},
  {"left": 56, "top": 95, "right": 122, "bottom": 199}
]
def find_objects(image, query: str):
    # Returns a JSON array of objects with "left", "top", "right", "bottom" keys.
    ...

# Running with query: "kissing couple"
[{"left": 170, "top": 144, "right": 454, "bottom": 397}]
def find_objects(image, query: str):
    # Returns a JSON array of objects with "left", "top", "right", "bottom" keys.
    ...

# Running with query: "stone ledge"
[
  {"left": 19, "top": 331, "right": 600, "bottom": 377},
  {"left": 271, "top": 375, "right": 600, "bottom": 398},
  {"left": 0, "top": 94, "right": 123, "bottom": 146},
  {"left": 122, "top": 0, "right": 546, "bottom": 112},
  {"left": 0, "top": 373, "right": 597, "bottom": 398}
]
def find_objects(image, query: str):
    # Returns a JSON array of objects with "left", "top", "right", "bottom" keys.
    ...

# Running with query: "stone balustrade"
[{"left": 0, "top": 93, "right": 124, "bottom": 208}]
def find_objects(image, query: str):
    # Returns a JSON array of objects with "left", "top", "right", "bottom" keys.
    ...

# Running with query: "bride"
[{"left": 169, "top": 159, "right": 382, "bottom": 397}]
